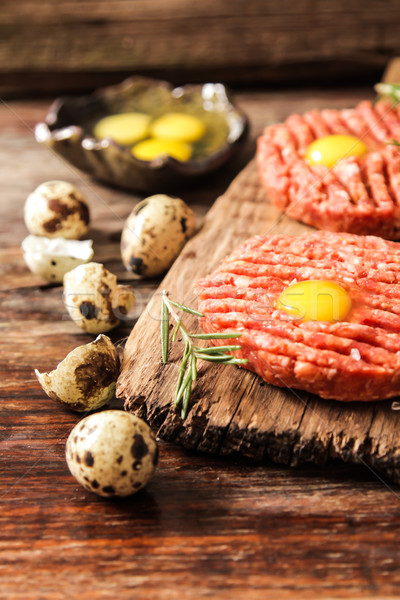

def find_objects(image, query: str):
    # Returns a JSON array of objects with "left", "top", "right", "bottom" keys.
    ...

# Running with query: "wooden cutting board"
[{"left": 117, "top": 156, "right": 400, "bottom": 485}]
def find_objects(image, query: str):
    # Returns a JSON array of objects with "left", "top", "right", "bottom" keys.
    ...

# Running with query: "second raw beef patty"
[{"left": 257, "top": 100, "right": 400, "bottom": 240}]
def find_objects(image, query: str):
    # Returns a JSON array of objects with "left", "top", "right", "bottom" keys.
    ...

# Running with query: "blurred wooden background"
[{"left": 1, "top": 0, "right": 400, "bottom": 96}]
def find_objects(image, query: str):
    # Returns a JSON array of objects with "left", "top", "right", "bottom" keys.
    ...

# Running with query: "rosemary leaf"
[
  {"left": 193, "top": 345, "right": 242, "bottom": 354},
  {"left": 175, "top": 368, "right": 185, "bottom": 402},
  {"left": 167, "top": 298, "right": 204, "bottom": 317},
  {"left": 174, "top": 340, "right": 190, "bottom": 398},
  {"left": 172, "top": 320, "right": 182, "bottom": 343},
  {"left": 175, "top": 370, "right": 192, "bottom": 407},
  {"left": 191, "top": 332, "right": 242, "bottom": 339},
  {"left": 191, "top": 353, "right": 197, "bottom": 382},
  {"left": 194, "top": 352, "right": 239, "bottom": 362},
  {"left": 181, "top": 384, "right": 192, "bottom": 420},
  {"left": 161, "top": 299, "right": 169, "bottom": 363},
  {"left": 225, "top": 358, "right": 249, "bottom": 365},
  {"left": 179, "top": 341, "right": 191, "bottom": 376}
]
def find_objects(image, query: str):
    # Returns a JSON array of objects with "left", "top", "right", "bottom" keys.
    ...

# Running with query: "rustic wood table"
[{"left": 1, "top": 86, "right": 400, "bottom": 599}]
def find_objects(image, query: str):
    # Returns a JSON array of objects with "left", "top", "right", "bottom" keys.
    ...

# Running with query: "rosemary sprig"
[
  {"left": 161, "top": 290, "right": 248, "bottom": 419},
  {"left": 372, "top": 83, "right": 400, "bottom": 148},
  {"left": 374, "top": 82, "right": 400, "bottom": 105},
  {"left": 388, "top": 139, "right": 400, "bottom": 148}
]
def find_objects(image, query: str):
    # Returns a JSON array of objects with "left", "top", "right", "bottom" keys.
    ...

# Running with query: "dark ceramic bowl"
[{"left": 35, "top": 77, "right": 249, "bottom": 193}]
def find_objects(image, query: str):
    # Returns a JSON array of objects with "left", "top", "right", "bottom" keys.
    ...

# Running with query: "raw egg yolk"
[
  {"left": 276, "top": 280, "right": 351, "bottom": 322},
  {"left": 131, "top": 138, "right": 192, "bottom": 162},
  {"left": 305, "top": 134, "right": 368, "bottom": 168},
  {"left": 150, "top": 112, "right": 206, "bottom": 142},
  {"left": 93, "top": 112, "right": 151, "bottom": 145}
]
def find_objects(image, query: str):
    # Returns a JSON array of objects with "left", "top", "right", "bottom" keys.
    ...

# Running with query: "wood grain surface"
[
  {"left": 2, "top": 87, "right": 400, "bottom": 599},
  {"left": 1, "top": 0, "right": 400, "bottom": 95}
]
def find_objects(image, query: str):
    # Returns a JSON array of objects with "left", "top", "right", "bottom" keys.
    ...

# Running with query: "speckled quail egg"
[
  {"left": 121, "top": 194, "right": 196, "bottom": 278},
  {"left": 35, "top": 334, "right": 119, "bottom": 412},
  {"left": 63, "top": 262, "right": 135, "bottom": 334},
  {"left": 21, "top": 235, "right": 93, "bottom": 283},
  {"left": 65, "top": 410, "right": 158, "bottom": 497},
  {"left": 24, "top": 180, "right": 90, "bottom": 239}
]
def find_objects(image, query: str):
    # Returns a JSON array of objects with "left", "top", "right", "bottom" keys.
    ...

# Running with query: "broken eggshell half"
[
  {"left": 35, "top": 334, "right": 119, "bottom": 412},
  {"left": 21, "top": 235, "right": 94, "bottom": 283},
  {"left": 63, "top": 261, "right": 135, "bottom": 334}
]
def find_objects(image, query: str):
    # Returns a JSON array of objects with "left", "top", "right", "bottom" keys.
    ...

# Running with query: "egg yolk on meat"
[
  {"left": 93, "top": 112, "right": 151, "bottom": 145},
  {"left": 276, "top": 280, "right": 351, "bottom": 322},
  {"left": 150, "top": 113, "right": 206, "bottom": 142},
  {"left": 305, "top": 134, "right": 368, "bottom": 168}
]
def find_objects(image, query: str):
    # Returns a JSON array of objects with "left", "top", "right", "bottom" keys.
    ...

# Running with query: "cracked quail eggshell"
[
  {"left": 24, "top": 180, "right": 90, "bottom": 239},
  {"left": 121, "top": 194, "right": 196, "bottom": 277},
  {"left": 65, "top": 411, "right": 158, "bottom": 497},
  {"left": 21, "top": 235, "right": 94, "bottom": 283},
  {"left": 35, "top": 334, "right": 119, "bottom": 412},
  {"left": 63, "top": 262, "right": 135, "bottom": 334}
]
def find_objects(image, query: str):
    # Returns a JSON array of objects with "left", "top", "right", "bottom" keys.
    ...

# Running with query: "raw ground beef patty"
[
  {"left": 195, "top": 231, "right": 400, "bottom": 402},
  {"left": 257, "top": 99, "right": 400, "bottom": 239}
]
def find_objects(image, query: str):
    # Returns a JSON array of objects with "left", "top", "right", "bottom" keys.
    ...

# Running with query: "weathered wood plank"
[
  {"left": 1, "top": 0, "right": 400, "bottom": 94},
  {"left": 118, "top": 122, "right": 400, "bottom": 485}
]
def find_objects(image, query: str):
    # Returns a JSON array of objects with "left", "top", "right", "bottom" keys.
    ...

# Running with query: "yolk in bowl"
[
  {"left": 131, "top": 138, "right": 192, "bottom": 162},
  {"left": 93, "top": 112, "right": 151, "bottom": 145},
  {"left": 305, "top": 134, "right": 368, "bottom": 168},
  {"left": 276, "top": 280, "right": 352, "bottom": 322},
  {"left": 150, "top": 112, "right": 206, "bottom": 142}
]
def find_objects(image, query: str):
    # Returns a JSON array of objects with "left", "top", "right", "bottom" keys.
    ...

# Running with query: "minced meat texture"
[
  {"left": 257, "top": 99, "right": 400, "bottom": 240},
  {"left": 195, "top": 231, "right": 400, "bottom": 401}
]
